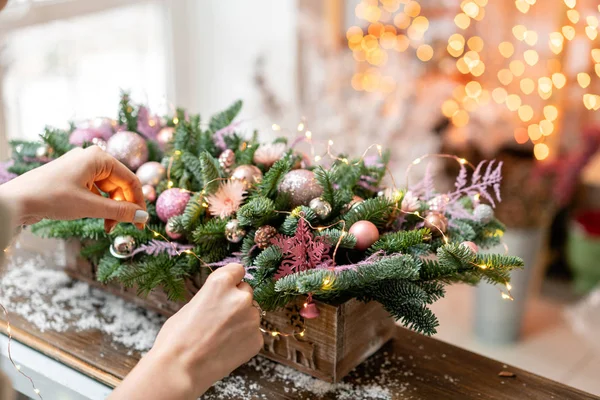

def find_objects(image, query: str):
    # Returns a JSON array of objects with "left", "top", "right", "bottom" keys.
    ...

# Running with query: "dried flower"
[
  {"left": 401, "top": 191, "right": 420, "bottom": 213},
  {"left": 253, "top": 143, "right": 287, "bottom": 167},
  {"left": 206, "top": 180, "right": 247, "bottom": 218}
]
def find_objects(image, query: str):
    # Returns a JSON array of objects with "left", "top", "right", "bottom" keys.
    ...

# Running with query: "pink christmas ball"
[
  {"left": 166, "top": 219, "right": 183, "bottom": 240},
  {"left": 106, "top": 131, "right": 149, "bottom": 171},
  {"left": 142, "top": 185, "right": 157, "bottom": 202},
  {"left": 461, "top": 241, "right": 479, "bottom": 254},
  {"left": 349, "top": 220, "right": 380, "bottom": 251},
  {"left": 156, "top": 188, "right": 191, "bottom": 222},
  {"left": 69, "top": 128, "right": 112, "bottom": 146}
]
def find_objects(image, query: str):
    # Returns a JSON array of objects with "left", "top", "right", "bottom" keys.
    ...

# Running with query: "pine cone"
[{"left": 255, "top": 225, "right": 277, "bottom": 249}]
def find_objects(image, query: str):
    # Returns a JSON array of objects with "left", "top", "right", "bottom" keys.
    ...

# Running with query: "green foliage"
[
  {"left": 80, "top": 240, "right": 111, "bottom": 265},
  {"left": 191, "top": 218, "right": 228, "bottom": 252},
  {"left": 317, "top": 229, "right": 356, "bottom": 249},
  {"left": 343, "top": 196, "right": 395, "bottom": 228},
  {"left": 96, "top": 254, "right": 124, "bottom": 283},
  {"left": 31, "top": 219, "right": 106, "bottom": 240},
  {"left": 369, "top": 228, "right": 431, "bottom": 255},
  {"left": 237, "top": 197, "right": 276, "bottom": 227},
  {"left": 256, "top": 156, "right": 294, "bottom": 199},
  {"left": 40, "top": 127, "right": 73, "bottom": 156},
  {"left": 147, "top": 140, "right": 163, "bottom": 162},
  {"left": 313, "top": 166, "right": 335, "bottom": 206},
  {"left": 199, "top": 151, "right": 223, "bottom": 193},
  {"left": 118, "top": 91, "right": 137, "bottom": 132},
  {"left": 181, "top": 194, "right": 205, "bottom": 232},
  {"left": 251, "top": 246, "right": 283, "bottom": 285},
  {"left": 279, "top": 207, "right": 318, "bottom": 236},
  {"left": 209, "top": 100, "right": 242, "bottom": 132}
]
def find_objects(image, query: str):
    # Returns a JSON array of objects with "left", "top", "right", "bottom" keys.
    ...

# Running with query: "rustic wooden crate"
[{"left": 50, "top": 238, "right": 396, "bottom": 382}]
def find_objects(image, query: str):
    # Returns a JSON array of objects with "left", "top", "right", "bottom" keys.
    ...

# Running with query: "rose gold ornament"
[
  {"left": 218, "top": 149, "right": 236, "bottom": 173},
  {"left": 461, "top": 241, "right": 479, "bottom": 253},
  {"left": 300, "top": 302, "right": 320, "bottom": 319},
  {"left": 142, "top": 185, "right": 157, "bottom": 202},
  {"left": 424, "top": 212, "right": 448, "bottom": 235},
  {"left": 106, "top": 131, "right": 149, "bottom": 171},
  {"left": 278, "top": 169, "right": 323, "bottom": 208},
  {"left": 231, "top": 165, "right": 263, "bottom": 190},
  {"left": 349, "top": 220, "right": 380, "bottom": 251},
  {"left": 136, "top": 161, "right": 166, "bottom": 186},
  {"left": 157, "top": 127, "right": 175, "bottom": 149}
]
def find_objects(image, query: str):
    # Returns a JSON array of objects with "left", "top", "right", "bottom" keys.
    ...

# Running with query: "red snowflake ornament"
[{"left": 270, "top": 217, "right": 333, "bottom": 280}]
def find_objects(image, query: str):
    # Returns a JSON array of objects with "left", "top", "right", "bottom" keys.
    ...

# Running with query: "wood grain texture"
[{"left": 0, "top": 311, "right": 597, "bottom": 399}]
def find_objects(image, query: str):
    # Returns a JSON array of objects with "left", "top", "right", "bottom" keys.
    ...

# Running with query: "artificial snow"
[{"left": 1, "top": 256, "right": 411, "bottom": 399}]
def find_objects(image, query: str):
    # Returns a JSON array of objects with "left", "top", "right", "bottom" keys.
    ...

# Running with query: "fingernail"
[{"left": 133, "top": 210, "right": 149, "bottom": 224}]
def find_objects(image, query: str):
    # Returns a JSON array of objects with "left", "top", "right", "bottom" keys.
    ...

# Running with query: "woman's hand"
[
  {"left": 0, "top": 146, "right": 147, "bottom": 232},
  {"left": 110, "top": 264, "right": 263, "bottom": 400}
]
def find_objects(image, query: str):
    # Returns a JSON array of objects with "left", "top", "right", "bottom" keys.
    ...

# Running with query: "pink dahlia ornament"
[
  {"left": 206, "top": 180, "right": 247, "bottom": 218},
  {"left": 106, "top": 131, "right": 149, "bottom": 170},
  {"left": 253, "top": 143, "right": 287, "bottom": 167},
  {"left": 156, "top": 188, "right": 191, "bottom": 222}
]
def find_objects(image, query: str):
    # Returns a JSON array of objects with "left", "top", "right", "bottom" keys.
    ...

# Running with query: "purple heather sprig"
[{"left": 131, "top": 240, "right": 194, "bottom": 257}]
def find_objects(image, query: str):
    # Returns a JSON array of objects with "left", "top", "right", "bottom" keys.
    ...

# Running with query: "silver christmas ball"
[
  {"left": 106, "top": 131, "right": 149, "bottom": 171},
  {"left": 109, "top": 235, "right": 136, "bottom": 259},
  {"left": 136, "top": 161, "right": 166, "bottom": 186},
  {"left": 474, "top": 204, "right": 494, "bottom": 223},
  {"left": 35, "top": 145, "right": 49, "bottom": 158},
  {"left": 309, "top": 197, "right": 332, "bottom": 219},
  {"left": 231, "top": 165, "right": 263, "bottom": 190},
  {"left": 225, "top": 219, "right": 246, "bottom": 243},
  {"left": 278, "top": 169, "right": 324, "bottom": 208}
]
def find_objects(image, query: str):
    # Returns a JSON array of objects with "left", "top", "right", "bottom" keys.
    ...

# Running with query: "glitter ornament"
[
  {"left": 349, "top": 220, "right": 380, "bottom": 251},
  {"left": 300, "top": 302, "right": 320, "bottom": 319},
  {"left": 166, "top": 219, "right": 183, "bottom": 240},
  {"left": 309, "top": 198, "right": 332, "bottom": 219},
  {"left": 69, "top": 117, "right": 114, "bottom": 146},
  {"left": 424, "top": 212, "right": 448, "bottom": 235},
  {"left": 278, "top": 169, "right": 323, "bottom": 208},
  {"left": 156, "top": 127, "right": 175, "bottom": 149},
  {"left": 231, "top": 165, "right": 263, "bottom": 190},
  {"left": 136, "top": 161, "right": 166, "bottom": 186},
  {"left": 474, "top": 204, "right": 494, "bottom": 223},
  {"left": 110, "top": 235, "right": 136, "bottom": 259},
  {"left": 142, "top": 185, "right": 157, "bottom": 202},
  {"left": 255, "top": 225, "right": 278, "bottom": 249},
  {"left": 91, "top": 138, "right": 107, "bottom": 151},
  {"left": 218, "top": 149, "right": 236, "bottom": 173},
  {"left": 106, "top": 131, "right": 149, "bottom": 171},
  {"left": 225, "top": 219, "right": 246, "bottom": 243},
  {"left": 461, "top": 241, "right": 479, "bottom": 254},
  {"left": 156, "top": 188, "right": 191, "bottom": 222}
]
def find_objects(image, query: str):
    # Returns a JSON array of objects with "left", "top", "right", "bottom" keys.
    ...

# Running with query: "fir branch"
[
  {"left": 313, "top": 166, "right": 335, "bottom": 206},
  {"left": 191, "top": 218, "right": 228, "bottom": 250},
  {"left": 40, "top": 127, "right": 73, "bottom": 156},
  {"left": 256, "top": 156, "right": 294, "bottom": 199},
  {"left": 181, "top": 193, "right": 205, "bottom": 232},
  {"left": 252, "top": 246, "right": 283, "bottom": 285},
  {"left": 369, "top": 228, "right": 431, "bottom": 255},
  {"left": 96, "top": 254, "right": 123, "bottom": 283},
  {"left": 117, "top": 91, "right": 137, "bottom": 132},
  {"left": 253, "top": 280, "right": 296, "bottom": 311},
  {"left": 316, "top": 229, "right": 357, "bottom": 249},
  {"left": 209, "top": 100, "right": 243, "bottom": 132},
  {"left": 199, "top": 151, "right": 223, "bottom": 194},
  {"left": 181, "top": 151, "right": 204, "bottom": 189},
  {"left": 237, "top": 197, "right": 276, "bottom": 227},
  {"left": 279, "top": 207, "right": 318, "bottom": 236},
  {"left": 343, "top": 196, "right": 395, "bottom": 228}
]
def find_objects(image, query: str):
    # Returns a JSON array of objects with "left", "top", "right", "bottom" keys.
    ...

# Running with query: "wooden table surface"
[{"left": 1, "top": 309, "right": 597, "bottom": 400}]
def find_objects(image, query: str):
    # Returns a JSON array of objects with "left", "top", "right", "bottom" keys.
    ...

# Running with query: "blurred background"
[{"left": 2, "top": 0, "right": 600, "bottom": 395}]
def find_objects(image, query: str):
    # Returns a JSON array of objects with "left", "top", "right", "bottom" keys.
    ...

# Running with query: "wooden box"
[{"left": 43, "top": 237, "right": 396, "bottom": 382}]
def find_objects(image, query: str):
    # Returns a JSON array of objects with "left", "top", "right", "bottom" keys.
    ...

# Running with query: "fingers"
[
  {"left": 79, "top": 190, "right": 148, "bottom": 228},
  {"left": 207, "top": 263, "right": 246, "bottom": 287},
  {"left": 237, "top": 282, "right": 253, "bottom": 296}
]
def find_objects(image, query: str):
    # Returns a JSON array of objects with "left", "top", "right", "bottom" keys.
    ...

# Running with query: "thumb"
[{"left": 82, "top": 192, "right": 148, "bottom": 230}]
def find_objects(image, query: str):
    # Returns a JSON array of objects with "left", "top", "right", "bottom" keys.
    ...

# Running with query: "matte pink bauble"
[
  {"left": 156, "top": 188, "right": 191, "bottom": 222},
  {"left": 106, "top": 131, "right": 149, "bottom": 171},
  {"left": 300, "top": 302, "right": 320, "bottom": 319},
  {"left": 461, "top": 241, "right": 479, "bottom": 254},
  {"left": 349, "top": 220, "right": 380, "bottom": 251},
  {"left": 166, "top": 219, "right": 183, "bottom": 240},
  {"left": 142, "top": 185, "right": 157, "bottom": 202}
]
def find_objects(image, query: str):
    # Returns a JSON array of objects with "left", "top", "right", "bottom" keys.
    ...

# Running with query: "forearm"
[
  {"left": 108, "top": 347, "right": 213, "bottom": 400},
  {"left": 0, "top": 178, "right": 35, "bottom": 227}
]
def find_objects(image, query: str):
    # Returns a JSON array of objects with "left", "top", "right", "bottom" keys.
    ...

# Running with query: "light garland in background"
[{"left": 347, "top": 0, "right": 600, "bottom": 160}]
